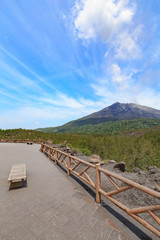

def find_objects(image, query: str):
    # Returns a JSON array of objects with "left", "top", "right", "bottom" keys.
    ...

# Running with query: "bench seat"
[{"left": 8, "top": 164, "right": 27, "bottom": 184}]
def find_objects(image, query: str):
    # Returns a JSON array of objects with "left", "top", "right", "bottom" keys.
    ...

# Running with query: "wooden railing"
[
  {"left": 40, "top": 143, "right": 160, "bottom": 238},
  {"left": 0, "top": 139, "right": 42, "bottom": 143},
  {"left": 40, "top": 143, "right": 96, "bottom": 188}
]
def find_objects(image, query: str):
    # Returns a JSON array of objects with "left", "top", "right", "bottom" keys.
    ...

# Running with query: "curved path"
[{"left": 0, "top": 143, "right": 156, "bottom": 240}]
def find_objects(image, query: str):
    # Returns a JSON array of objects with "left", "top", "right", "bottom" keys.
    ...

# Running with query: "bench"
[{"left": 8, "top": 164, "right": 27, "bottom": 189}]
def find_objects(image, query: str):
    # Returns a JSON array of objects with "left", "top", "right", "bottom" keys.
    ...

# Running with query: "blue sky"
[{"left": 0, "top": 0, "right": 160, "bottom": 129}]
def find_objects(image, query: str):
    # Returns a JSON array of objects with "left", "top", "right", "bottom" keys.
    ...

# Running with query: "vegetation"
[
  {"left": 1, "top": 127, "right": 160, "bottom": 171},
  {"left": 36, "top": 118, "right": 160, "bottom": 134}
]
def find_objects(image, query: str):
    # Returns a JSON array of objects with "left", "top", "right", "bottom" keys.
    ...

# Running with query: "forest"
[{"left": 0, "top": 127, "right": 160, "bottom": 171}]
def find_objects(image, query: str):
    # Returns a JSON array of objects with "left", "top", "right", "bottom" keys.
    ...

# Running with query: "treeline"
[
  {"left": 37, "top": 118, "right": 160, "bottom": 134},
  {"left": 0, "top": 127, "right": 160, "bottom": 171}
]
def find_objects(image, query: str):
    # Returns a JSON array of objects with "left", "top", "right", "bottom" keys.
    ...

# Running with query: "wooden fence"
[
  {"left": 0, "top": 139, "right": 42, "bottom": 143},
  {"left": 40, "top": 143, "right": 160, "bottom": 237}
]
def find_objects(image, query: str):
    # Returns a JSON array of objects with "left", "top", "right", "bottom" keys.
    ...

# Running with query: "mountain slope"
[
  {"left": 70, "top": 102, "right": 160, "bottom": 126},
  {"left": 36, "top": 102, "right": 160, "bottom": 133}
]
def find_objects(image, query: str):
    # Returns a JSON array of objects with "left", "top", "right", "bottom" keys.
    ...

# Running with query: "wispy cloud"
[
  {"left": 0, "top": 45, "right": 56, "bottom": 90},
  {"left": 91, "top": 72, "right": 160, "bottom": 110},
  {"left": 0, "top": 104, "right": 101, "bottom": 129},
  {"left": 40, "top": 94, "right": 83, "bottom": 108},
  {"left": 0, "top": 59, "right": 44, "bottom": 93},
  {"left": 113, "top": 26, "right": 142, "bottom": 59}
]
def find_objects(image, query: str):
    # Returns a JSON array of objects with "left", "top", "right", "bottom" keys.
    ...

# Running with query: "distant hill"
[{"left": 36, "top": 102, "right": 160, "bottom": 134}]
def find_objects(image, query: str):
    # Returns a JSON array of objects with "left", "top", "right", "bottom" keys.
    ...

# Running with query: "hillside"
[{"left": 36, "top": 102, "right": 160, "bottom": 134}]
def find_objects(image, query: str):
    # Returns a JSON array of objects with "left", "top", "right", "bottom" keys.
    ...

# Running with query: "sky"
[{"left": 0, "top": 0, "right": 160, "bottom": 129}]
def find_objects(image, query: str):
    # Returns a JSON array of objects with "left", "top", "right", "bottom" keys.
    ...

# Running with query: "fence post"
[
  {"left": 67, "top": 154, "right": 71, "bottom": 176},
  {"left": 48, "top": 147, "right": 51, "bottom": 159},
  {"left": 40, "top": 144, "right": 43, "bottom": 152},
  {"left": 42, "top": 144, "right": 44, "bottom": 152},
  {"left": 96, "top": 164, "right": 101, "bottom": 204},
  {"left": 43, "top": 145, "right": 47, "bottom": 154},
  {"left": 55, "top": 148, "right": 58, "bottom": 165}
]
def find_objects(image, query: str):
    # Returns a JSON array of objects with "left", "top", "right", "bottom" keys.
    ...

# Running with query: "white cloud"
[
  {"left": 112, "top": 63, "right": 121, "bottom": 82},
  {"left": 113, "top": 26, "right": 142, "bottom": 59},
  {"left": 73, "top": 0, "right": 135, "bottom": 41},
  {"left": 111, "top": 63, "right": 132, "bottom": 86},
  {"left": 34, "top": 121, "right": 41, "bottom": 125},
  {"left": 73, "top": 0, "right": 142, "bottom": 61}
]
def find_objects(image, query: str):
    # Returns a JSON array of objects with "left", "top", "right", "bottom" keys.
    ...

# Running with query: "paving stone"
[
  {"left": 37, "top": 228, "right": 59, "bottom": 240},
  {"left": 72, "top": 191, "right": 86, "bottom": 200},
  {"left": 53, "top": 232, "right": 71, "bottom": 240},
  {"left": 38, "top": 207, "right": 56, "bottom": 222},
  {"left": 31, "top": 190, "right": 45, "bottom": 199},
  {"left": 28, "top": 220, "right": 50, "bottom": 237},
  {"left": 0, "top": 226, "right": 30, "bottom": 240},
  {"left": 20, "top": 196, "right": 40, "bottom": 209},
  {"left": 79, "top": 202, "right": 98, "bottom": 215},
  {"left": 7, "top": 204, "right": 30, "bottom": 219},
  {"left": 56, "top": 202, "right": 72, "bottom": 214},
  {"left": 91, "top": 220, "right": 113, "bottom": 239},
  {"left": 48, "top": 211, "right": 69, "bottom": 229},
  {"left": 92, "top": 208, "right": 109, "bottom": 222},
  {"left": 108, "top": 229, "right": 127, "bottom": 240},
  {"left": 30, "top": 202, "right": 50, "bottom": 215},
  {"left": 0, "top": 208, "right": 13, "bottom": 225},
  {"left": 38, "top": 194, "right": 55, "bottom": 204},
  {"left": 0, "top": 218, "right": 20, "bottom": 237},
  {"left": 66, "top": 207, "right": 82, "bottom": 221},
  {"left": 77, "top": 214, "right": 99, "bottom": 229},
  {"left": 60, "top": 218, "right": 83, "bottom": 239},
  {"left": 67, "top": 197, "right": 86, "bottom": 210},
  {"left": 96, "top": 236, "right": 105, "bottom": 240},
  {"left": 23, "top": 233, "right": 36, "bottom": 240},
  {"left": 0, "top": 196, "right": 18, "bottom": 208},
  {"left": 72, "top": 226, "right": 97, "bottom": 240},
  {"left": 18, "top": 211, "right": 40, "bottom": 230},
  {"left": 47, "top": 198, "right": 62, "bottom": 209}
]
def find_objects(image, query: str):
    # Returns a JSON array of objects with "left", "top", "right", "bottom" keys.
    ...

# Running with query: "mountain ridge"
[
  {"left": 75, "top": 102, "right": 160, "bottom": 123},
  {"left": 36, "top": 102, "right": 160, "bottom": 133}
]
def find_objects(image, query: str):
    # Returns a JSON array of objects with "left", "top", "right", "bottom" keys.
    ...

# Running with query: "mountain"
[
  {"left": 69, "top": 102, "right": 160, "bottom": 125},
  {"left": 36, "top": 102, "right": 160, "bottom": 134}
]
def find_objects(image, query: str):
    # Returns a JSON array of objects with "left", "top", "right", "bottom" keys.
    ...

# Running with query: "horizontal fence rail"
[
  {"left": 40, "top": 143, "right": 160, "bottom": 238},
  {"left": 0, "top": 139, "right": 42, "bottom": 143}
]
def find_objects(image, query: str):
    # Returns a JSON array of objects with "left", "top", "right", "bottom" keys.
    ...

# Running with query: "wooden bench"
[{"left": 8, "top": 164, "right": 27, "bottom": 189}]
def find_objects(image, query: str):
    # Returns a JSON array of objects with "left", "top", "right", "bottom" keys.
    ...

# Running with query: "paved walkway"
[{"left": 0, "top": 143, "right": 152, "bottom": 240}]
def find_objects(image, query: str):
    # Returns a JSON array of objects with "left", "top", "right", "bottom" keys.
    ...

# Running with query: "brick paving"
[{"left": 0, "top": 143, "right": 145, "bottom": 239}]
